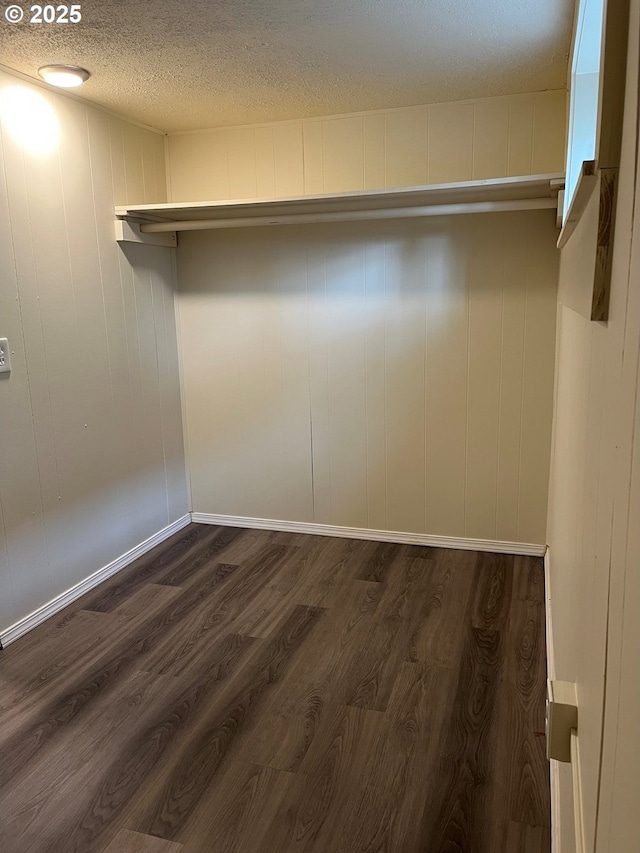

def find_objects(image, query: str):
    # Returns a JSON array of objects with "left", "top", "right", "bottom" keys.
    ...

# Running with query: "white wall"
[
  {"left": 546, "top": 1, "right": 640, "bottom": 849},
  {"left": 0, "top": 71, "right": 188, "bottom": 635},
  {"left": 168, "top": 87, "right": 563, "bottom": 547},
  {"left": 178, "top": 209, "right": 558, "bottom": 545},
  {"left": 167, "top": 90, "right": 566, "bottom": 201}
]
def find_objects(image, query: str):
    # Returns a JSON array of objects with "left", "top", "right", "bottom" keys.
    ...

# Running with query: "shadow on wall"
[
  {"left": 0, "top": 453, "right": 186, "bottom": 635},
  {"left": 176, "top": 212, "right": 558, "bottom": 543},
  {"left": 0, "top": 238, "right": 187, "bottom": 634}
]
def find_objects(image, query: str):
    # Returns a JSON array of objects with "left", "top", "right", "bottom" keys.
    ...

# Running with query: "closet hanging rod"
[{"left": 139, "top": 197, "right": 557, "bottom": 233}]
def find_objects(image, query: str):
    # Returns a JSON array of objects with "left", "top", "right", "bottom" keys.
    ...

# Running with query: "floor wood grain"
[
  {"left": 0, "top": 524, "right": 550, "bottom": 853},
  {"left": 101, "top": 828, "right": 183, "bottom": 852}
]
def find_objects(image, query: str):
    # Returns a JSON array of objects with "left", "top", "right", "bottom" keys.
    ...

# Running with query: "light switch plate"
[{"left": 0, "top": 338, "right": 11, "bottom": 374}]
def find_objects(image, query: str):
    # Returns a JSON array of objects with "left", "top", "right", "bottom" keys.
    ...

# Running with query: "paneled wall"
[
  {"left": 546, "top": 4, "right": 640, "bottom": 850},
  {"left": 0, "top": 72, "right": 188, "bottom": 634},
  {"left": 178, "top": 209, "right": 558, "bottom": 545},
  {"left": 167, "top": 90, "right": 566, "bottom": 201}
]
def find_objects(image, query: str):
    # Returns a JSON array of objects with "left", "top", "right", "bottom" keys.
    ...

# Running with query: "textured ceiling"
[{"left": 0, "top": 0, "right": 574, "bottom": 132}]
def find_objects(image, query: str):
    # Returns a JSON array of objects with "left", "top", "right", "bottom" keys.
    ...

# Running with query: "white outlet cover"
[{"left": 0, "top": 338, "right": 11, "bottom": 374}]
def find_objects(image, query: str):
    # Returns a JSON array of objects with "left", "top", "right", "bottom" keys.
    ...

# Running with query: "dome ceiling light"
[{"left": 38, "top": 65, "right": 91, "bottom": 88}]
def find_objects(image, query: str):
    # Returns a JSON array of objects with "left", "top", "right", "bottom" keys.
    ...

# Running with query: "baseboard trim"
[
  {"left": 0, "top": 514, "right": 191, "bottom": 647},
  {"left": 571, "top": 731, "right": 586, "bottom": 853},
  {"left": 544, "top": 547, "right": 556, "bottom": 680},
  {"left": 190, "top": 512, "right": 546, "bottom": 556},
  {"left": 550, "top": 759, "right": 561, "bottom": 853},
  {"left": 545, "top": 546, "right": 566, "bottom": 853}
]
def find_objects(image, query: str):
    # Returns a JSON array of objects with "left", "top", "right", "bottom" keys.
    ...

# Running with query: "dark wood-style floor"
[{"left": 0, "top": 524, "right": 550, "bottom": 853}]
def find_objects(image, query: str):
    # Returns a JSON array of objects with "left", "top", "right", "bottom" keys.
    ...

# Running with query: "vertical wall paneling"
[
  {"left": 306, "top": 231, "right": 332, "bottom": 523},
  {"left": 312, "top": 229, "right": 369, "bottom": 528},
  {"left": 384, "top": 106, "right": 429, "bottom": 188},
  {"left": 228, "top": 128, "right": 258, "bottom": 199},
  {"left": 108, "top": 116, "right": 128, "bottom": 205},
  {"left": 178, "top": 211, "right": 559, "bottom": 545},
  {"left": 532, "top": 90, "right": 567, "bottom": 175},
  {"left": 176, "top": 230, "right": 315, "bottom": 522},
  {"left": 322, "top": 117, "right": 364, "bottom": 193},
  {"left": 162, "top": 264, "right": 191, "bottom": 522},
  {"left": 140, "top": 127, "right": 156, "bottom": 202},
  {"left": 150, "top": 249, "right": 175, "bottom": 518},
  {"left": 517, "top": 215, "right": 560, "bottom": 544},
  {"left": 0, "top": 119, "right": 53, "bottom": 627},
  {"left": 0, "top": 497, "right": 12, "bottom": 632},
  {"left": 428, "top": 102, "right": 474, "bottom": 184},
  {"left": 276, "top": 236, "right": 316, "bottom": 521},
  {"left": 155, "top": 132, "right": 168, "bottom": 203},
  {"left": 88, "top": 109, "right": 138, "bottom": 543},
  {"left": 254, "top": 126, "right": 276, "bottom": 198},
  {"left": 167, "top": 130, "right": 230, "bottom": 202},
  {"left": 302, "top": 122, "right": 324, "bottom": 194},
  {"left": 383, "top": 230, "right": 427, "bottom": 534},
  {"left": 122, "top": 122, "right": 145, "bottom": 203},
  {"left": 473, "top": 98, "right": 510, "bottom": 179},
  {"left": 495, "top": 236, "right": 527, "bottom": 541},
  {"left": 423, "top": 222, "right": 469, "bottom": 538},
  {"left": 18, "top": 86, "right": 78, "bottom": 598},
  {"left": 56, "top": 94, "right": 117, "bottom": 583},
  {"left": 545, "top": 7, "right": 640, "bottom": 847},
  {"left": 363, "top": 113, "right": 386, "bottom": 191},
  {"left": 166, "top": 90, "right": 566, "bottom": 202},
  {"left": 507, "top": 96, "right": 535, "bottom": 177},
  {"left": 0, "top": 71, "right": 187, "bottom": 634},
  {"left": 363, "top": 239, "right": 387, "bottom": 529},
  {"left": 131, "top": 247, "right": 170, "bottom": 531},
  {"left": 274, "top": 124, "right": 304, "bottom": 197},
  {"left": 464, "top": 221, "right": 502, "bottom": 539}
]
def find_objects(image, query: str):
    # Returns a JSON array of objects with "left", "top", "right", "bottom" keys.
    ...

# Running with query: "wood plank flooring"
[{"left": 0, "top": 524, "right": 550, "bottom": 852}]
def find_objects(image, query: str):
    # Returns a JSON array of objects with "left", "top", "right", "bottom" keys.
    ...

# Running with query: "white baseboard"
[
  {"left": 550, "top": 759, "right": 561, "bottom": 853},
  {"left": 571, "top": 731, "right": 586, "bottom": 853},
  {"left": 190, "top": 512, "right": 546, "bottom": 556},
  {"left": 0, "top": 514, "right": 191, "bottom": 647},
  {"left": 544, "top": 547, "right": 556, "bottom": 680},
  {"left": 545, "top": 547, "right": 560, "bottom": 852}
]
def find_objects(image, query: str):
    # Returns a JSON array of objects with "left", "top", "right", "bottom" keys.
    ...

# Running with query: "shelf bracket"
[{"left": 115, "top": 219, "right": 177, "bottom": 248}]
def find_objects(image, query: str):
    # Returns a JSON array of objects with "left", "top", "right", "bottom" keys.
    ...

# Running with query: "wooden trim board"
[
  {"left": 545, "top": 548, "right": 561, "bottom": 853},
  {"left": 0, "top": 514, "right": 191, "bottom": 647},
  {"left": 544, "top": 547, "right": 556, "bottom": 680},
  {"left": 550, "top": 759, "right": 562, "bottom": 853},
  {"left": 591, "top": 166, "right": 618, "bottom": 320},
  {"left": 190, "top": 512, "right": 547, "bottom": 557},
  {"left": 571, "top": 731, "right": 586, "bottom": 853}
]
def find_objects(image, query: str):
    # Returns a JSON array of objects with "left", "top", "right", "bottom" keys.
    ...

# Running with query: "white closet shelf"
[{"left": 115, "top": 173, "right": 564, "bottom": 242}]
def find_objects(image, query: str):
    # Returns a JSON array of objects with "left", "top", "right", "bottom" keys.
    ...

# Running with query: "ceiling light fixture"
[{"left": 38, "top": 65, "right": 91, "bottom": 88}]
